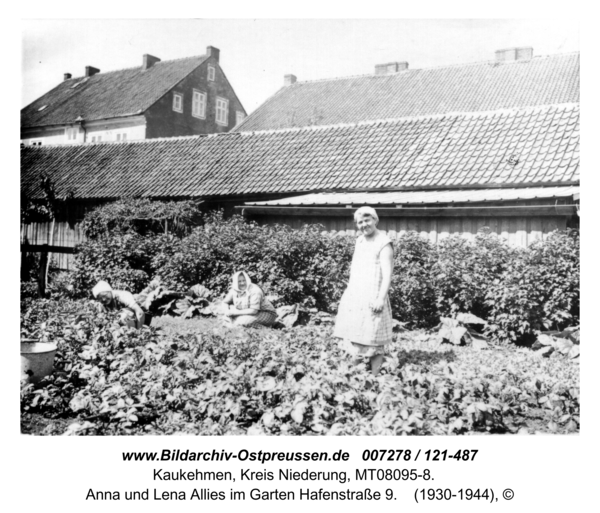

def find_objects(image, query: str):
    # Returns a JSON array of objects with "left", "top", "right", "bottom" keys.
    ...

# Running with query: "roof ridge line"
[
  {"left": 22, "top": 101, "right": 578, "bottom": 149},
  {"left": 238, "top": 102, "right": 579, "bottom": 136},
  {"left": 290, "top": 51, "right": 580, "bottom": 86},
  {"left": 64, "top": 54, "right": 208, "bottom": 81}
]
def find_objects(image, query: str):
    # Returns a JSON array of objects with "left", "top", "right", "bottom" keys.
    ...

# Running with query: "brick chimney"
[
  {"left": 85, "top": 66, "right": 100, "bottom": 77},
  {"left": 64, "top": 73, "right": 72, "bottom": 81},
  {"left": 206, "top": 46, "right": 220, "bottom": 62},
  {"left": 495, "top": 47, "right": 533, "bottom": 62},
  {"left": 375, "top": 62, "right": 409, "bottom": 75},
  {"left": 284, "top": 74, "right": 297, "bottom": 86},
  {"left": 143, "top": 54, "right": 161, "bottom": 70}
]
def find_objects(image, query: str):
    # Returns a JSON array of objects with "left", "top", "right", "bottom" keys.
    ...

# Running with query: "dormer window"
[
  {"left": 208, "top": 66, "right": 216, "bottom": 81},
  {"left": 38, "top": 105, "right": 47, "bottom": 112},
  {"left": 173, "top": 93, "right": 183, "bottom": 113}
]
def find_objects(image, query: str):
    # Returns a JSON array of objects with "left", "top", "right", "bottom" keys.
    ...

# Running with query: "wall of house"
[
  {"left": 82, "top": 118, "right": 147, "bottom": 143},
  {"left": 21, "top": 126, "right": 72, "bottom": 146},
  {"left": 145, "top": 57, "right": 246, "bottom": 138},
  {"left": 21, "top": 117, "right": 147, "bottom": 146},
  {"left": 253, "top": 214, "right": 569, "bottom": 247},
  {"left": 245, "top": 198, "right": 578, "bottom": 247}
]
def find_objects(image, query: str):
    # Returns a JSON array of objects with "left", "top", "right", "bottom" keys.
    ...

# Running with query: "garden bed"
[{"left": 21, "top": 301, "right": 579, "bottom": 436}]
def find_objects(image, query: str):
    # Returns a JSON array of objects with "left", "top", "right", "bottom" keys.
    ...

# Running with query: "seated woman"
[
  {"left": 92, "top": 280, "right": 145, "bottom": 329},
  {"left": 222, "top": 271, "right": 277, "bottom": 328}
]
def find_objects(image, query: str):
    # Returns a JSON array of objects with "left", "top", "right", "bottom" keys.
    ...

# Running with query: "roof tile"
[
  {"left": 21, "top": 104, "right": 579, "bottom": 200},
  {"left": 235, "top": 53, "right": 579, "bottom": 133}
]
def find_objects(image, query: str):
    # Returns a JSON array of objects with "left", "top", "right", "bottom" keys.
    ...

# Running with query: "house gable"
[{"left": 145, "top": 56, "right": 247, "bottom": 138}]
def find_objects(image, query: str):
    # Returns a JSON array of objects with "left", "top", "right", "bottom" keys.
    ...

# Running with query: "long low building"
[{"left": 21, "top": 101, "right": 579, "bottom": 268}]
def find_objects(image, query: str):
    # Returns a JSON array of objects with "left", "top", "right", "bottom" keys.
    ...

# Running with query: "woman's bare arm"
[{"left": 371, "top": 243, "right": 394, "bottom": 313}]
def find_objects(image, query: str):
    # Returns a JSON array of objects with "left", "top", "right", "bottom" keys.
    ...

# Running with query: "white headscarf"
[
  {"left": 232, "top": 271, "right": 252, "bottom": 294},
  {"left": 354, "top": 206, "right": 379, "bottom": 223},
  {"left": 92, "top": 280, "right": 113, "bottom": 298}
]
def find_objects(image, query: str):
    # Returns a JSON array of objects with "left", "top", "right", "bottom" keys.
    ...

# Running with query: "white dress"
[{"left": 333, "top": 231, "right": 393, "bottom": 352}]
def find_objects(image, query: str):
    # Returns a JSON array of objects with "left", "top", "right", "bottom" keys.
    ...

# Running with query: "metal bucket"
[{"left": 21, "top": 341, "right": 58, "bottom": 384}]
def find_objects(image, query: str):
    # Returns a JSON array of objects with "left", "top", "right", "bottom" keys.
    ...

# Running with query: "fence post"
[{"left": 38, "top": 247, "right": 48, "bottom": 298}]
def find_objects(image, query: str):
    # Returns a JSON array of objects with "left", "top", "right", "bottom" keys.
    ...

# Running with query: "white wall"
[{"left": 21, "top": 117, "right": 147, "bottom": 146}]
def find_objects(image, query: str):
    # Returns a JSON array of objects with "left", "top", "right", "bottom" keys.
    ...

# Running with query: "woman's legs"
[
  {"left": 370, "top": 354, "right": 384, "bottom": 376},
  {"left": 233, "top": 314, "right": 259, "bottom": 326},
  {"left": 233, "top": 311, "right": 277, "bottom": 328}
]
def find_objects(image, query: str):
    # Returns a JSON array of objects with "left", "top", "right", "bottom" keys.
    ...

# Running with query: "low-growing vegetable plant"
[{"left": 21, "top": 298, "right": 579, "bottom": 436}]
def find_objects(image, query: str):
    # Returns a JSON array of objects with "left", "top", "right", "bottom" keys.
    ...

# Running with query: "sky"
[{"left": 21, "top": 19, "right": 579, "bottom": 115}]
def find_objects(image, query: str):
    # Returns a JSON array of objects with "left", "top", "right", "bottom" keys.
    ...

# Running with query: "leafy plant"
[
  {"left": 433, "top": 230, "right": 520, "bottom": 319},
  {"left": 21, "top": 298, "right": 579, "bottom": 436},
  {"left": 437, "top": 313, "right": 488, "bottom": 349},
  {"left": 81, "top": 198, "right": 201, "bottom": 239},
  {"left": 389, "top": 232, "right": 438, "bottom": 328},
  {"left": 485, "top": 230, "right": 579, "bottom": 345},
  {"left": 155, "top": 212, "right": 355, "bottom": 312},
  {"left": 70, "top": 232, "right": 177, "bottom": 296}
]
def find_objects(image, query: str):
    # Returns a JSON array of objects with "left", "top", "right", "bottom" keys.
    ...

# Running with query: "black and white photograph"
[{"left": 11, "top": 12, "right": 592, "bottom": 511}]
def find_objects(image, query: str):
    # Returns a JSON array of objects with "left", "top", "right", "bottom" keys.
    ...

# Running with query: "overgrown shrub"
[
  {"left": 389, "top": 232, "right": 438, "bottom": 328},
  {"left": 433, "top": 230, "right": 521, "bottom": 319},
  {"left": 71, "top": 232, "right": 178, "bottom": 296},
  {"left": 155, "top": 212, "right": 354, "bottom": 311},
  {"left": 82, "top": 198, "right": 201, "bottom": 239},
  {"left": 56, "top": 200, "right": 580, "bottom": 344},
  {"left": 486, "top": 230, "right": 580, "bottom": 345}
]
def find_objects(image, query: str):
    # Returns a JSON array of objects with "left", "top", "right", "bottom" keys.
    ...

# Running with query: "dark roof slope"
[
  {"left": 21, "top": 55, "right": 208, "bottom": 128},
  {"left": 21, "top": 104, "right": 579, "bottom": 200},
  {"left": 235, "top": 52, "right": 579, "bottom": 132}
]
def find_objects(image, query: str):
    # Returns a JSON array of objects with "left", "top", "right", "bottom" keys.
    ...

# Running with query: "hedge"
[{"left": 64, "top": 202, "right": 579, "bottom": 344}]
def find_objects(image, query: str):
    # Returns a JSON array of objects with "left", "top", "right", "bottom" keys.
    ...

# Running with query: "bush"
[
  {"left": 389, "top": 232, "right": 438, "bottom": 328},
  {"left": 433, "top": 230, "right": 521, "bottom": 319},
  {"left": 54, "top": 198, "right": 580, "bottom": 346},
  {"left": 82, "top": 198, "right": 201, "bottom": 239},
  {"left": 486, "top": 230, "right": 580, "bottom": 345},
  {"left": 71, "top": 232, "right": 178, "bottom": 296},
  {"left": 155, "top": 212, "right": 354, "bottom": 311}
]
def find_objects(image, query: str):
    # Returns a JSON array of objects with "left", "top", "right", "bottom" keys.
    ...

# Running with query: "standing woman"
[
  {"left": 222, "top": 271, "right": 277, "bottom": 328},
  {"left": 333, "top": 207, "right": 394, "bottom": 375}
]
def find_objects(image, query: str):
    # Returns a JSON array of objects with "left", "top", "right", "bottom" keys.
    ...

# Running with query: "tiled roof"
[
  {"left": 21, "top": 55, "right": 208, "bottom": 128},
  {"left": 235, "top": 53, "right": 579, "bottom": 132},
  {"left": 21, "top": 103, "right": 579, "bottom": 200},
  {"left": 246, "top": 186, "right": 580, "bottom": 206}
]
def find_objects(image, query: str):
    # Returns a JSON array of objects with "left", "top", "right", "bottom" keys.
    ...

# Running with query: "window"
[
  {"left": 116, "top": 134, "right": 120, "bottom": 141},
  {"left": 215, "top": 97, "right": 229, "bottom": 126},
  {"left": 30, "top": 140, "right": 42, "bottom": 146},
  {"left": 91, "top": 136, "right": 102, "bottom": 143},
  {"left": 117, "top": 133, "right": 128, "bottom": 142},
  {"left": 236, "top": 111, "right": 245, "bottom": 126},
  {"left": 208, "top": 66, "right": 215, "bottom": 81},
  {"left": 192, "top": 90, "right": 207, "bottom": 119},
  {"left": 66, "top": 127, "right": 78, "bottom": 141},
  {"left": 173, "top": 93, "right": 183, "bottom": 113}
]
